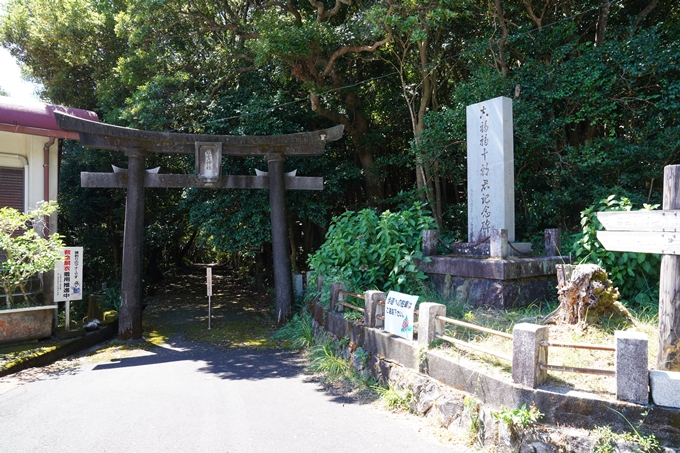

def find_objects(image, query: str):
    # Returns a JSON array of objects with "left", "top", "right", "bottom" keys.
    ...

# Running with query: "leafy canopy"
[{"left": 0, "top": 202, "right": 64, "bottom": 308}]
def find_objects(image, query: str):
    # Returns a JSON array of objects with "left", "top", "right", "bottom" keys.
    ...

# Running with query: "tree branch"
[
  {"left": 321, "top": 33, "right": 392, "bottom": 78},
  {"left": 309, "top": 92, "right": 352, "bottom": 132},
  {"left": 308, "top": 0, "right": 351, "bottom": 22},
  {"left": 522, "top": 0, "right": 550, "bottom": 29},
  {"left": 492, "top": 0, "right": 509, "bottom": 76},
  {"left": 633, "top": 0, "right": 658, "bottom": 27}
]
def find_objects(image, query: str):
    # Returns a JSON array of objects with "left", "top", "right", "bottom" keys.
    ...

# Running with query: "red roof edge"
[{"left": 0, "top": 96, "right": 99, "bottom": 140}]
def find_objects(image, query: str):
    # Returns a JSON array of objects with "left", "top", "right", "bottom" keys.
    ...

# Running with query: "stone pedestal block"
[
  {"left": 615, "top": 330, "right": 649, "bottom": 404},
  {"left": 490, "top": 229, "right": 508, "bottom": 258},
  {"left": 364, "top": 290, "right": 386, "bottom": 328},
  {"left": 512, "top": 323, "right": 548, "bottom": 388},
  {"left": 649, "top": 370, "right": 680, "bottom": 408},
  {"left": 422, "top": 230, "right": 439, "bottom": 257},
  {"left": 330, "top": 282, "right": 344, "bottom": 312},
  {"left": 417, "top": 303, "right": 446, "bottom": 346},
  {"left": 544, "top": 228, "right": 561, "bottom": 257}
]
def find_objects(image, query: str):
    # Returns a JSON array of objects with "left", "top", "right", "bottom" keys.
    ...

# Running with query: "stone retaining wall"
[{"left": 313, "top": 301, "right": 680, "bottom": 450}]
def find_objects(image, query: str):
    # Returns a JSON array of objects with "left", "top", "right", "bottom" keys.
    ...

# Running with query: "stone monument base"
[
  {"left": 418, "top": 254, "right": 569, "bottom": 309},
  {"left": 447, "top": 241, "right": 532, "bottom": 257}
]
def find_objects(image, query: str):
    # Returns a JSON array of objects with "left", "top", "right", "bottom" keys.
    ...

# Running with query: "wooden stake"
[{"left": 659, "top": 165, "right": 680, "bottom": 371}]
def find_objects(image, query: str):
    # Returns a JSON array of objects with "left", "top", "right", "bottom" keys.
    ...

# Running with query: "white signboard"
[
  {"left": 384, "top": 291, "right": 419, "bottom": 341},
  {"left": 206, "top": 267, "right": 213, "bottom": 296},
  {"left": 53, "top": 247, "right": 84, "bottom": 302}
]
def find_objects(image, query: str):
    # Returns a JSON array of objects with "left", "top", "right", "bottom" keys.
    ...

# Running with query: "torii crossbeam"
[{"left": 55, "top": 112, "right": 343, "bottom": 340}]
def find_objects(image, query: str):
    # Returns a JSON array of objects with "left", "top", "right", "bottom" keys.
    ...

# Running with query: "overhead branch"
[
  {"left": 209, "top": 54, "right": 256, "bottom": 97},
  {"left": 492, "top": 0, "right": 509, "bottom": 76},
  {"left": 309, "top": 92, "right": 352, "bottom": 132},
  {"left": 321, "top": 33, "right": 392, "bottom": 78},
  {"left": 522, "top": 0, "right": 550, "bottom": 29},
  {"left": 633, "top": 0, "right": 658, "bottom": 27},
  {"left": 255, "top": 0, "right": 302, "bottom": 24},
  {"left": 308, "top": 0, "right": 352, "bottom": 22},
  {"left": 180, "top": 3, "right": 260, "bottom": 39}
]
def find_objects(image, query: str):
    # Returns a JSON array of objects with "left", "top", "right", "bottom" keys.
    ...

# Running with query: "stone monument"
[
  {"left": 467, "top": 96, "right": 515, "bottom": 243},
  {"left": 418, "top": 96, "right": 568, "bottom": 308}
]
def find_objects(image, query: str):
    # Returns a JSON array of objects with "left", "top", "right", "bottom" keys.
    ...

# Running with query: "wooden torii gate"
[
  {"left": 54, "top": 112, "right": 343, "bottom": 340},
  {"left": 597, "top": 165, "right": 680, "bottom": 371}
]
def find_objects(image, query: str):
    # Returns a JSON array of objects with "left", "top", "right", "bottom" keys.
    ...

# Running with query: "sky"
[
  {"left": 0, "top": 47, "right": 42, "bottom": 101},
  {"left": 0, "top": 0, "right": 42, "bottom": 102}
]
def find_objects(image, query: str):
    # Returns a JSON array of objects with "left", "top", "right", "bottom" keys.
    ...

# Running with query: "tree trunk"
[
  {"left": 658, "top": 165, "right": 680, "bottom": 371},
  {"left": 309, "top": 90, "right": 383, "bottom": 205},
  {"left": 594, "top": 0, "right": 611, "bottom": 47}
]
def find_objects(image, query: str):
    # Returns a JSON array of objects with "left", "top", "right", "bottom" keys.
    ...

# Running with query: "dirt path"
[{"left": 143, "top": 265, "right": 278, "bottom": 349}]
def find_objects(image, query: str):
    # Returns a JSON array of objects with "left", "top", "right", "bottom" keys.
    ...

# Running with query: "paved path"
[
  {"left": 0, "top": 339, "right": 468, "bottom": 453},
  {"left": 0, "top": 267, "right": 471, "bottom": 453}
]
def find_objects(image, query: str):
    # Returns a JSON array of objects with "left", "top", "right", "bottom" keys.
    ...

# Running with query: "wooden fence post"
[{"left": 659, "top": 165, "right": 680, "bottom": 371}]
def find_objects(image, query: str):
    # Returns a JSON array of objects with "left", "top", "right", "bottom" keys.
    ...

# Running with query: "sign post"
[
  {"left": 597, "top": 165, "right": 680, "bottom": 371},
  {"left": 384, "top": 291, "right": 419, "bottom": 341},
  {"left": 206, "top": 267, "right": 213, "bottom": 330},
  {"left": 53, "top": 247, "right": 84, "bottom": 330}
]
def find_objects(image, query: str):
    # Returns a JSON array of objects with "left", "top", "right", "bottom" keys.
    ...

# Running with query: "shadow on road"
[{"left": 92, "top": 342, "right": 307, "bottom": 381}]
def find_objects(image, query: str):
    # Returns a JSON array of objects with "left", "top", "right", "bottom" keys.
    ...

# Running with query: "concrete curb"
[
  {"left": 319, "top": 302, "right": 680, "bottom": 446},
  {"left": 0, "top": 320, "right": 118, "bottom": 378}
]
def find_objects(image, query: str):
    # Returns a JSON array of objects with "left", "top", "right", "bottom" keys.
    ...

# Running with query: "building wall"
[{"left": 0, "top": 131, "right": 59, "bottom": 233}]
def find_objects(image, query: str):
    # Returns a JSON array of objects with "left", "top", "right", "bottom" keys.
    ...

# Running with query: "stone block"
[
  {"left": 364, "top": 290, "right": 385, "bottom": 328},
  {"left": 650, "top": 370, "right": 680, "bottom": 408},
  {"left": 292, "top": 273, "right": 303, "bottom": 299},
  {"left": 422, "top": 229, "right": 439, "bottom": 256},
  {"left": 490, "top": 228, "right": 508, "bottom": 258},
  {"left": 544, "top": 228, "right": 561, "bottom": 257},
  {"left": 615, "top": 330, "right": 649, "bottom": 404},
  {"left": 512, "top": 323, "right": 548, "bottom": 388},
  {"left": 326, "top": 311, "right": 348, "bottom": 339},
  {"left": 364, "top": 328, "right": 417, "bottom": 370},
  {"left": 329, "top": 281, "right": 344, "bottom": 312},
  {"left": 416, "top": 302, "right": 446, "bottom": 346},
  {"left": 0, "top": 306, "right": 57, "bottom": 345}
]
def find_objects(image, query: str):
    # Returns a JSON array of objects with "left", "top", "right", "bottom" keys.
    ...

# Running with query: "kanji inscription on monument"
[{"left": 466, "top": 96, "right": 515, "bottom": 243}]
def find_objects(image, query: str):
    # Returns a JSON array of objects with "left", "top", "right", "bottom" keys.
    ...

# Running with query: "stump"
[{"left": 553, "top": 264, "right": 631, "bottom": 325}]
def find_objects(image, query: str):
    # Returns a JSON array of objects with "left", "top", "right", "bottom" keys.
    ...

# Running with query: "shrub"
[
  {"left": 307, "top": 202, "right": 436, "bottom": 293},
  {"left": 569, "top": 195, "right": 660, "bottom": 310},
  {"left": 0, "top": 202, "right": 64, "bottom": 308}
]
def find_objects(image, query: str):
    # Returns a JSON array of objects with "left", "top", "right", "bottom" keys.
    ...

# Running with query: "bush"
[
  {"left": 0, "top": 202, "right": 64, "bottom": 308},
  {"left": 307, "top": 202, "right": 436, "bottom": 293},
  {"left": 569, "top": 195, "right": 660, "bottom": 310}
]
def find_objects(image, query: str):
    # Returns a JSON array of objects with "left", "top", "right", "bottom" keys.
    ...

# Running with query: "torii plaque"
[{"left": 54, "top": 112, "right": 343, "bottom": 340}]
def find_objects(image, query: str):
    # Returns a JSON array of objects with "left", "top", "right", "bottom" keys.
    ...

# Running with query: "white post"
[{"left": 207, "top": 267, "right": 213, "bottom": 330}]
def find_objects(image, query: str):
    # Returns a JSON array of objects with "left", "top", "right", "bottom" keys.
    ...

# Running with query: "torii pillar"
[
  {"left": 120, "top": 150, "right": 146, "bottom": 338},
  {"left": 54, "top": 112, "right": 343, "bottom": 339}
]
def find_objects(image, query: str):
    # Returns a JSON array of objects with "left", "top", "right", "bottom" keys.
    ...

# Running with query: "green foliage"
[
  {"left": 99, "top": 284, "right": 121, "bottom": 312},
  {"left": 594, "top": 408, "right": 662, "bottom": 453},
  {"left": 492, "top": 404, "right": 542, "bottom": 449},
  {"left": 308, "top": 202, "right": 436, "bottom": 293},
  {"left": 0, "top": 202, "right": 64, "bottom": 308},
  {"left": 492, "top": 404, "right": 541, "bottom": 431},
  {"left": 4, "top": 0, "right": 678, "bottom": 297},
  {"left": 569, "top": 195, "right": 661, "bottom": 309},
  {"left": 592, "top": 426, "right": 617, "bottom": 453},
  {"left": 372, "top": 383, "right": 413, "bottom": 412},
  {"left": 354, "top": 346, "right": 369, "bottom": 368},
  {"left": 272, "top": 311, "right": 315, "bottom": 350},
  {"left": 463, "top": 396, "right": 483, "bottom": 447},
  {"left": 307, "top": 337, "right": 352, "bottom": 380}
]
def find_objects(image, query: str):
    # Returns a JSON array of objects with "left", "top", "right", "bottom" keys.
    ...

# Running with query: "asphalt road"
[{"left": 0, "top": 338, "right": 472, "bottom": 453}]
